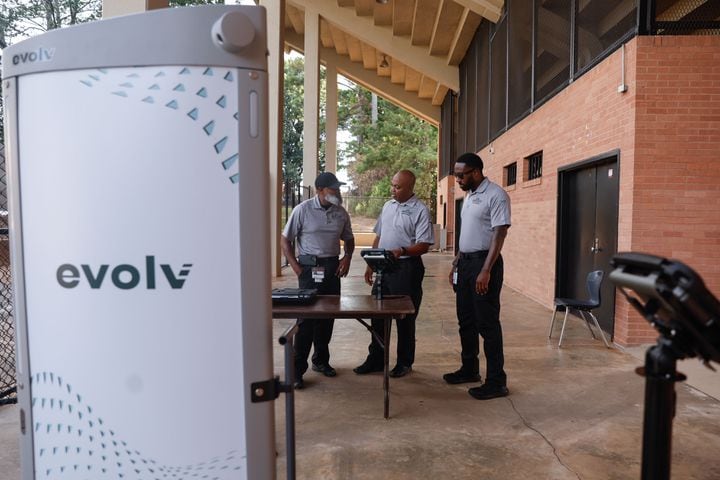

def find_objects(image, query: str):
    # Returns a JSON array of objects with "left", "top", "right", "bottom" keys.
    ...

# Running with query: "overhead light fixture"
[
  {"left": 379, "top": 54, "right": 389, "bottom": 68},
  {"left": 376, "top": 0, "right": 390, "bottom": 4}
]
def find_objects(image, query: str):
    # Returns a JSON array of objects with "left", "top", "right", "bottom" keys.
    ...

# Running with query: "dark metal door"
[{"left": 557, "top": 156, "right": 619, "bottom": 335}]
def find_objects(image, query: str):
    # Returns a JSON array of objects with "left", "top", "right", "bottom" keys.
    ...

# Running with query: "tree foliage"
[
  {"left": 282, "top": 56, "right": 326, "bottom": 185},
  {"left": 0, "top": 0, "right": 103, "bottom": 141},
  {"left": 0, "top": 0, "right": 224, "bottom": 142},
  {"left": 340, "top": 87, "right": 438, "bottom": 218}
]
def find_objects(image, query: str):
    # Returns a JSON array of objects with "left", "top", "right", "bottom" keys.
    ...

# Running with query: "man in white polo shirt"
[
  {"left": 281, "top": 172, "right": 355, "bottom": 389},
  {"left": 354, "top": 170, "right": 434, "bottom": 378},
  {"left": 445, "top": 153, "right": 511, "bottom": 400}
]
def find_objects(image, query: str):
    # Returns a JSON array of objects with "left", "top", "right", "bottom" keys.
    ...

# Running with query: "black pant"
[
  {"left": 365, "top": 257, "right": 425, "bottom": 367},
  {"left": 294, "top": 257, "right": 340, "bottom": 377},
  {"left": 455, "top": 253, "right": 506, "bottom": 387}
]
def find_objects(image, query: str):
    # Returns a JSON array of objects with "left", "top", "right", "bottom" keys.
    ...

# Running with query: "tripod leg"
[{"left": 639, "top": 341, "right": 684, "bottom": 480}]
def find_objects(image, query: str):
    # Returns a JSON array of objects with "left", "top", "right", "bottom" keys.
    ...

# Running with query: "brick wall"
[
  {"left": 445, "top": 35, "right": 720, "bottom": 345},
  {"left": 628, "top": 36, "right": 720, "bottom": 343}
]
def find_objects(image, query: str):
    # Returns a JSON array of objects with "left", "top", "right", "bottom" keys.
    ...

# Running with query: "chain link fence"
[{"left": 0, "top": 144, "right": 16, "bottom": 405}]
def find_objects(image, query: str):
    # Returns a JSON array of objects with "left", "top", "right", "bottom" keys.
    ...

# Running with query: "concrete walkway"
[
  {"left": 271, "top": 252, "right": 720, "bottom": 479},
  {"left": 1, "top": 252, "right": 719, "bottom": 479}
]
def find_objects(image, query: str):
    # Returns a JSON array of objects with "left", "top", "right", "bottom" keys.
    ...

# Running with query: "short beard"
[{"left": 459, "top": 183, "right": 471, "bottom": 191}]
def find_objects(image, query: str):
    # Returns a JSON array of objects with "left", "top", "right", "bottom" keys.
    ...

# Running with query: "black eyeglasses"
[{"left": 454, "top": 168, "right": 476, "bottom": 179}]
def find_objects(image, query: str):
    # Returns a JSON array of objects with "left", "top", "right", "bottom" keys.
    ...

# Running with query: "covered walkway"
[{"left": 271, "top": 252, "right": 720, "bottom": 479}]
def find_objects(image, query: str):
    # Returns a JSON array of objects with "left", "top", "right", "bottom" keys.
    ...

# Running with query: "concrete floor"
[
  {"left": 1, "top": 251, "right": 719, "bottom": 479},
  {"left": 271, "top": 252, "right": 720, "bottom": 480}
]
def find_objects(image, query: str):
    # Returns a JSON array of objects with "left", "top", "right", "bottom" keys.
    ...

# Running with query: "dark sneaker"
[
  {"left": 293, "top": 376, "right": 305, "bottom": 390},
  {"left": 389, "top": 365, "right": 412, "bottom": 378},
  {"left": 353, "top": 360, "right": 384, "bottom": 374},
  {"left": 443, "top": 369, "right": 481, "bottom": 385},
  {"left": 468, "top": 384, "right": 509, "bottom": 400},
  {"left": 311, "top": 364, "right": 337, "bottom": 377}
]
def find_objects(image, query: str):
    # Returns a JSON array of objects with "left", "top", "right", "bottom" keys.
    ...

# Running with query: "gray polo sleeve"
[
  {"left": 282, "top": 204, "right": 303, "bottom": 240},
  {"left": 340, "top": 208, "right": 355, "bottom": 242},
  {"left": 373, "top": 204, "right": 385, "bottom": 236},
  {"left": 415, "top": 204, "right": 435, "bottom": 244},
  {"left": 490, "top": 189, "right": 511, "bottom": 229}
]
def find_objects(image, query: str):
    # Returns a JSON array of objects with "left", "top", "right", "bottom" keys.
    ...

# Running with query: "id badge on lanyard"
[{"left": 312, "top": 267, "right": 325, "bottom": 283}]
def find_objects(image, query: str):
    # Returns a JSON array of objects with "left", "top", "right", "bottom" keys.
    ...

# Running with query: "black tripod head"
[
  {"left": 360, "top": 249, "right": 397, "bottom": 275},
  {"left": 609, "top": 252, "right": 720, "bottom": 366}
]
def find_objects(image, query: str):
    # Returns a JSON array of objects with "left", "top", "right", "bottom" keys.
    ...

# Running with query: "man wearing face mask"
[{"left": 281, "top": 172, "right": 355, "bottom": 389}]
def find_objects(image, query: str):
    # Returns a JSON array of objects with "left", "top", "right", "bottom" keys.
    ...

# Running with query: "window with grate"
[
  {"left": 504, "top": 162, "right": 517, "bottom": 187},
  {"left": 525, "top": 152, "right": 542, "bottom": 180}
]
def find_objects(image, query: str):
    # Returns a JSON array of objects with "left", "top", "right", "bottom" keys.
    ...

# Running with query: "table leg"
[{"left": 384, "top": 316, "right": 390, "bottom": 419}]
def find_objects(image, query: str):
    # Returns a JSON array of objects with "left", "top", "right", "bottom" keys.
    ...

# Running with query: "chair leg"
[
  {"left": 549, "top": 305, "right": 559, "bottom": 339},
  {"left": 558, "top": 308, "right": 570, "bottom": 348},
  {"left": 587, "top": 311, "right": 611, "bottom": 348},
  {"left": 578, "top": 311, "right": 597, "bottom": 339}
]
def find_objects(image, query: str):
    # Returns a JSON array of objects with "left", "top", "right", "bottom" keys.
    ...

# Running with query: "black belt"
[
  {"left": 316, "top": 256, "right": 339, "bottom": 266},
  {"left": 397, "top": 256, "right": 422, "bottom": 263},
  {"left": 459, "top": 250, "right": 488, "bottom": 259}
]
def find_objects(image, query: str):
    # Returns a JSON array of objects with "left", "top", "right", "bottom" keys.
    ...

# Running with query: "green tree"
[
  {"left": 341, "top": 87, "right": 438, "bottom": 218},
  {"left": 0, "top": 0, "right": 224, "bottom": 141},
  {"left": 0, "top": 0, "right": 103, "bottom": 141},
  {"left": 282, "top": 56, "right": 326, "bottom": 186}
]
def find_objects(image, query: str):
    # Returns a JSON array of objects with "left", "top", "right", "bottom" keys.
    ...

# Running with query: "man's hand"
[
  {"left": 291, "top": 263, "right": 302, "bottom": 277},
  {"left": 337, "top": 255, "right": 352, "bottom": 277},
  {"left": 475, "top": 270, "right": 491, "bottom": 295},
  {"left": 448, "top": 266, "right": 455, "bottom": 287},
  {"left": 364, "top": 266, "right": 374, "bottom": 286}
]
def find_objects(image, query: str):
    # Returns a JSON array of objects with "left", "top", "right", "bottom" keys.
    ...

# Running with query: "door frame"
[{"left": 555, "top": 149, "right": 621, "bottom": 329}]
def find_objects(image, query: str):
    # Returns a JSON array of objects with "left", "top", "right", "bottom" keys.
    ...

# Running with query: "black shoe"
[
  {"left": 353, "top": 360, "right": 384, "bottom": 374},
  {"left": 389, "top": 365, "right": 412, "bottom": 378},
  {"left": 311, "top": 363, "right": 337, "bottom": 377},
  {"left": 293, "top": 376, "right": 305, "bottom": 390},
  {"left": 443, "top": 369, "right": 481, "bottom": 385},
  {"left": 468, "top": 384, "right": 509, "bottom": 400}
]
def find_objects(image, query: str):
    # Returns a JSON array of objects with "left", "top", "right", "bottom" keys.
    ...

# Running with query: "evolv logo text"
[
  {"left": 12, "top": 47, "right": 55, "bottom": 65},
  {"left": 57, "top": 256, "right": 193, "bottom": 290}
]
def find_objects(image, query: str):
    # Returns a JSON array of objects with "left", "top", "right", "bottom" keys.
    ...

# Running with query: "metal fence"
[
  {"left": 0, "top": 144, "right": 16, "bottom": 405},
  {"left": 282, "top": 180, "right": 312, "bottom": 267}
]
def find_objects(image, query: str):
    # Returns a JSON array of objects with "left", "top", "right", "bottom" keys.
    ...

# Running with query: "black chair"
[{"left": 549, "top": 270, "right": 611, "bottom": 348}]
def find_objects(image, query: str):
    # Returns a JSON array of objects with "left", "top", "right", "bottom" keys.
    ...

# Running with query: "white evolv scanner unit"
[{"left": 2, "top": 6, "right": 275, "bottom": 479}]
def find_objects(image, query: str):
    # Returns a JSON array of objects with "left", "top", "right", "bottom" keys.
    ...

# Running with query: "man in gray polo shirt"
[
  {"left": 281, "top": 172, "right": 355, "bottom": 389},
  {"left": 354, "top": 170, "right": 434, "bottom": 378},
  {"left": 444, "top": 153, "right": 511, "bottom": 400}
]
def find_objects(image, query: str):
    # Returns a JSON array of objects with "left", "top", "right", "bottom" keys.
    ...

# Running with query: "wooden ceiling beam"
[
  {"left": 393, "top": 0, "right": 415, "bottom": 36},
  {"left": 374, "top": 0, "right": 393, "bottom": 25},
  {"left": 286, "top": 4, "right": 305, "bottom": 34},
  {"left": 355, "top": 0, "right": 373, "bottom": 16},
  {"left": 289, "top": 0, "right": 459, "bottom": 91},
  {"left": 451, "top": 0, "right": 503, "bottom": 23},
  {"left": 432, "top": 83, "right": 450, "bottom": 105},
  {"left": 430, "top": 0, "right": 466, "bottom": 56},
  {"left": 361, "top": 42, "right": 377, "bottom": 69},
  {"left": 328, "top": 24, "right": 349, "bottom": 55},
  {"left": 320, "top": 19, "right": 334, "bottom": 48},
  {"left": 285, "top": 29, "right": 440, "bottom": 125},
  {"left": 447, "top": 8, "right": 483, "bottom": 65},
  {"left": 412, "top": 0, "right": 440, "bottom": 46}
]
